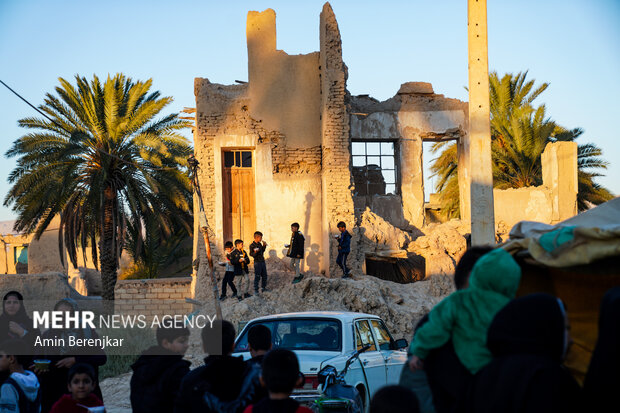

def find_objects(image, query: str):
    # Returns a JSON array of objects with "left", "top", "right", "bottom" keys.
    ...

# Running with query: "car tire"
[{"left": 356, "top": 384, "right": 367, "bottom": 412}]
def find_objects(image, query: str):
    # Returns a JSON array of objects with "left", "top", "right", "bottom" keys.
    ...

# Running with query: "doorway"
[{"left": 222, "top": 150, "right": 256, "bottom": 244}]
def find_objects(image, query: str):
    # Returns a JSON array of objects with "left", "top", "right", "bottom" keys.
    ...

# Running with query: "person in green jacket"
[{"left": 408, "top": 248, "right": 522, "bottom": 375}]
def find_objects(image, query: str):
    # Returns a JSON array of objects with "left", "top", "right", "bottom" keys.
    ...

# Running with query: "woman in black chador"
[
  {"left": 34, "top": 298, "right": 107, "bottom": 412},
  {"left": 463, "top": 293, "right": 580, "bottom": 413},
  {"left": 0, "top": 290, "right": 39, "bottom": 344}
]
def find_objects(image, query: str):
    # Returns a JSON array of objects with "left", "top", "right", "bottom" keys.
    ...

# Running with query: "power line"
[
  {"left": 0, "top": 78, "right": 186, "bottom": 172},
  {"left": 0, "top": 79, "right": 57, "bottom": 125}
]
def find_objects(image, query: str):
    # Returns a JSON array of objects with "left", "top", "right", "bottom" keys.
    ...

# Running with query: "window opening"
[{"left": 352, "top": 141, "right": 397, "bottom": 195}]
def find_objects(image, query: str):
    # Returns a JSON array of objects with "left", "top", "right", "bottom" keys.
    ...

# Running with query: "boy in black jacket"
[
  {"left": 219, "top": 241, "right": 238, "bottom": 300},
  {"left": 286, "top": 223, "right": 305, "bottom": 284},
  {"left": 174, "top": 320, "right": 247, "bottom": 413},
  {"left": 130, "top": 326, "right": 190, "bottom": 413},
  {"left": 249, "top": 232, "right": 268, "bottom": 294},
  {"left": 243, "top": 349, "right": 312, "bottom": 413},
  {"left": 336, "top": 221, "right": 352, "bottom": 278},
  {"left": 230, "top": 239, "right": 251, "bottom": 300}
]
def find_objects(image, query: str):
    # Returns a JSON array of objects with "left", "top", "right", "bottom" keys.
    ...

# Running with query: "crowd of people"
[
  {"left": 396, "top": 246, "right": 619, "bottom": 413},
  {"left": 0, "top": 293, "right": 106, "bottom": 412},
  {"left": 0, "top": 241, "right": 616, "bottom": 412}
]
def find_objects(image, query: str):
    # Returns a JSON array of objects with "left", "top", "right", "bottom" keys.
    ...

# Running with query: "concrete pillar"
[
  {"left": 457, "top": 130, "right": 471, "bottom": 222},
  {"left": 400, "top": 136, "right": 425, "bottom": 228},
  {"left": 467, "top": 0, "right": 495, "bottom": 245},
  {"left": 542, "top": 141, "right": 578, "bottom": 222}
]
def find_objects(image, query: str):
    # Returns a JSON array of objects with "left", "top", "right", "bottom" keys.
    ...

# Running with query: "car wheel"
[{"left": 356, "top": 384, "right": 366, "bottom": 412}]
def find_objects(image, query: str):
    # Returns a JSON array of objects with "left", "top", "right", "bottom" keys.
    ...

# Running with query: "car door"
[
  {"left": 355, "top": 319, "right": 386, "bottom": 398},
  {"left": 370, "top": 319, "right": 407, "bottom": 385}
]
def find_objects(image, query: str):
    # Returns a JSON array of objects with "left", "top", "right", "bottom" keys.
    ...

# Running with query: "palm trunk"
[{"left": 100, "top": 188, "right": 117, "bottom": 313}]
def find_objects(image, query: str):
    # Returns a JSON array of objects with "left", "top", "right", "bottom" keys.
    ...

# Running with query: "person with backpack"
[{"left": 0, "top": 339, "right": 41, "bottom": 413}]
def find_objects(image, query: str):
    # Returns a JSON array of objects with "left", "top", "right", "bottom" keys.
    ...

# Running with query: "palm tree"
[
  {"left": 4, "top": 74, "right": 192, "bottom": 305},
  {"left": 122, "top": 213, "right": 193, "bottom": 279},
  {"left": 431, "top": 71, "right": 613, "bottom": 217}
]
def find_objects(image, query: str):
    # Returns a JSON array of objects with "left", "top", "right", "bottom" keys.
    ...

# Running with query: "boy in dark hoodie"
[
  {"left": 174, "top": 320, "right": 246, "bottom": 413},
  {"left": 286, "top": 223, "right": 305, "bottom": 284},
  {"left": 335, "top": 221, "right": 352, "bottom": 278},
  {"left": 50, "top": 363, "right": 104, "bottom": 413},
  {"left": 243, "top": 349, "right": 312, "bottom": 413},
  {"left": 230, "top": 240, "right": 251, "bottom": 300},
  {"left": 0, "top": 339, "right": 40, "bottom": 413},
  {"left": 130, "top": 326, "right": 190, "bottom": 413},
  {"left": 249, "top": 232, "right": 268, "bottom": 294}
]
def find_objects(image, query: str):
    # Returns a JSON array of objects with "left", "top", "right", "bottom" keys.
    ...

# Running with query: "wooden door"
[{"left": 222, "top": 150, "right": 256, "bottom": 244}]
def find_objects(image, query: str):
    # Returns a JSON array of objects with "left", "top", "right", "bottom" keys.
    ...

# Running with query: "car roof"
[{"left": 243, "top": 311, "right": 381, "bottom": 324}]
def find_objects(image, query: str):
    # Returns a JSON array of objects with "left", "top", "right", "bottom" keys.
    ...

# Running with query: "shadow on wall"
[{"left": 306, "top": 243, "right": 322, "bottom": 275}]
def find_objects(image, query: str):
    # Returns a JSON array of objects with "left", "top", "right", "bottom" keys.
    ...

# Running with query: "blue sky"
[{"left": 0, "top": 0, "right": 618, "bottom": 221}]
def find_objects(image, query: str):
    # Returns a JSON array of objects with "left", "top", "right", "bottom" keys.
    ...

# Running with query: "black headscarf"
[
  {"left": 582, "top": 286, "right": 620, "bottom": 412},
  {"left": 0, "top": 291, "right": 34, "bottom": 340},
  {"left": 487, "top": 292, "right": 567, "bottom": 362},
  {"left": 49, "top": 297, "right": 94, "bottom": 355},
  {"left": 462, "top": 293, "right": 580, "bottom": 413}
]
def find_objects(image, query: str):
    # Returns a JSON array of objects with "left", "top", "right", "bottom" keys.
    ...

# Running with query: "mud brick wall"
[
  {"left": 319, "top": 4, "right": 357, "bottom": 275},
  {"left": 115, "top": 277, "right": 193, "bottom": 319},
  {"left": 272, "top": 146, "right": 322, "bottom": 174}
]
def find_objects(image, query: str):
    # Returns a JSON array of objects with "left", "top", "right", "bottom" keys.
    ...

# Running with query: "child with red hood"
[{"left": 50, "top": 363, "right": 104, "bottom": 413}]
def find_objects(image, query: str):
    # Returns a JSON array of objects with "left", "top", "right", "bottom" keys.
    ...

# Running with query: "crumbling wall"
[
  {"left": 193, "top": 78, "right": 326, "bottom": 293},
  {"left": 247, "top": 9, "right": 321, "bottom": 148},
  {"left": 349, "top": 83, "right": 468, "bottom": 230},
  {"left": 319, "top": 3, "right": 357, "bottom": 276},
  {"left": 493, "top": 186, "right": 553, "bottom": 230},
  {"left": 493, "top": 141, "right": 578, "bottom": 235},
  {"left": 542, "top": 141, "right": 578, "bottom": 222},
  {"left": 272, "top": 146, "right": 322, "bottom": 174}
]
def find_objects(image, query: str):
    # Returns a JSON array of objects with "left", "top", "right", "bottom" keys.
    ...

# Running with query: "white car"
[{"left": 232, "top": 311, "right": 409, "bottom": 409}]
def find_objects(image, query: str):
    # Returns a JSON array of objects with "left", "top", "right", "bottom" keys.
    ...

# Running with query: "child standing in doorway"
[
  {"left": 249, "top": 231, "right": 268, "bottom": 294},
  {"left": 286, "top": 223, "right": 305, "bottom": 284},
  {"left": 230, "top": 239, "right": 251, "bottom": 300}
]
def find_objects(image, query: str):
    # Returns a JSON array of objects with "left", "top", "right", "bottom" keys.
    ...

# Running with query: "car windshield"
[{"left": 234, "top": 318, "right": 342, "bottom": 352}]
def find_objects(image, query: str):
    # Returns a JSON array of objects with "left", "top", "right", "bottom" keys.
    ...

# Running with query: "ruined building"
[{"left": 193, "top": 3, "right": 577, "bottom": 277}]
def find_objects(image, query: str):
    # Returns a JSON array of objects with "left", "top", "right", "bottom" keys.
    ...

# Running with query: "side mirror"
[{"left": 392, "top": 338, "right": 408, "bottom": 350}]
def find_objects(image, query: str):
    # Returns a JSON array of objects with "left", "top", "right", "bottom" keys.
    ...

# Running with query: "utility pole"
[{"left": 468, "top": 0, "right": 496, "bottom": 245}]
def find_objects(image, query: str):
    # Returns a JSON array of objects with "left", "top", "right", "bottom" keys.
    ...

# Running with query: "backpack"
[{"left": 3, "top": 377, "right": 41, "bottom": 413}]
